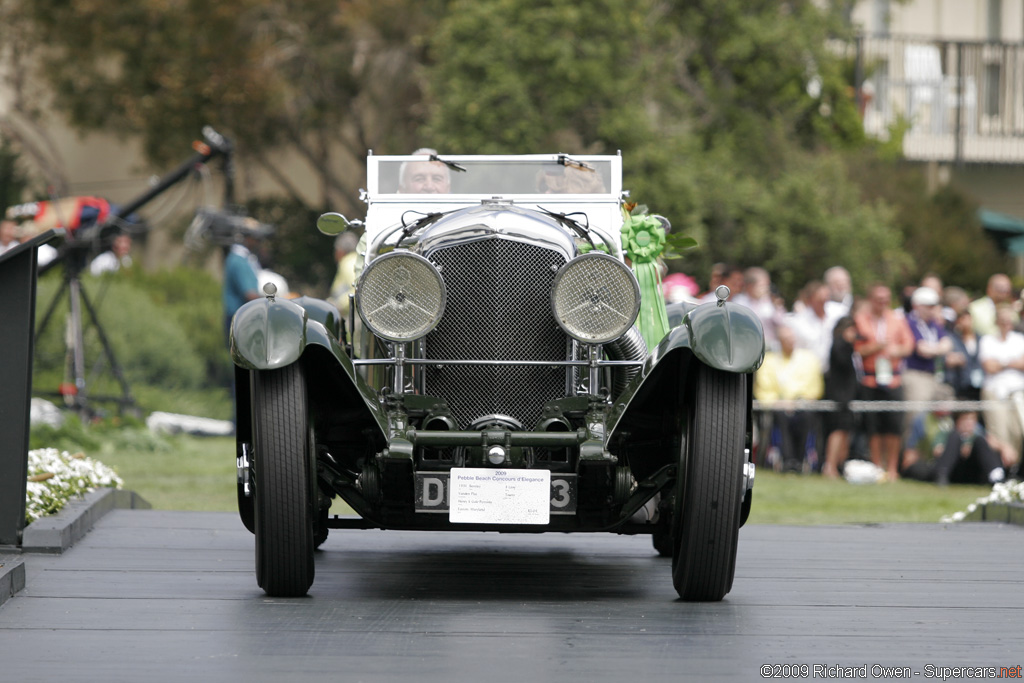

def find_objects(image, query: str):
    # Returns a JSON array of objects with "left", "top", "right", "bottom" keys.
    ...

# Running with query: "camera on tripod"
[
  {"left": 12, "top": 127, "right": 242, "bottom": 419},
  {"left": 186, "top": 207, "right": 274, "bottom": 251}
]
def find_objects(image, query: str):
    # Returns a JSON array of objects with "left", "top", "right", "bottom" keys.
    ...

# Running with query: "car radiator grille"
[{"left": 424, "top": 238, "right": 568, "bottom": 429}]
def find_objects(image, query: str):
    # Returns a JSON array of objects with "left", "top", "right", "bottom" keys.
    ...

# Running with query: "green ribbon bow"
[
  {"left": 622, "top": 214, "right": 666, "bottom": 264},
  {"left": 621, "top": 211, "right": 670, "bottom": 351}
]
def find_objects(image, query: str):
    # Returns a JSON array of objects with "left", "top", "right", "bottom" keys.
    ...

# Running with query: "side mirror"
[{"left": 317, "top": 212, "right": 362, "bottom": 236}]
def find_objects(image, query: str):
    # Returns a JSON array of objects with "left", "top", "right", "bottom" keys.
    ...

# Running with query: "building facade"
[{"left": 849, "top": 0, "right": 1024, "bottom": 219}]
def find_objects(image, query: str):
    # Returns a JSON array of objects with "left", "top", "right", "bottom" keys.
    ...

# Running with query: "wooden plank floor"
[{"left": 1, "top": 510, "right": 1022, "bottom": 682}]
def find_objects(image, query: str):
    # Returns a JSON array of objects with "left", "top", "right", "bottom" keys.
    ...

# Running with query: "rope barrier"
[{"left": 752, "top": 399, "right": 1012, "bottom": 413}]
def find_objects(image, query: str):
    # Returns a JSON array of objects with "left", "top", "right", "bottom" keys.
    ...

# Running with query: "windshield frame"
[{"left": 365, "top": 153, "right": 623, "bottom": 202}]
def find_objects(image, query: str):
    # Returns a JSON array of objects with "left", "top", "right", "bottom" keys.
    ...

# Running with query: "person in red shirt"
[{"left": 854, "top": 283, "right": 915, "bottom": 480}]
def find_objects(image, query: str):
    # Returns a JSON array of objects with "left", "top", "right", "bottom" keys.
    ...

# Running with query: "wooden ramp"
[{"left": 1, "top": 510, "right": 1022, "bottom": 682}]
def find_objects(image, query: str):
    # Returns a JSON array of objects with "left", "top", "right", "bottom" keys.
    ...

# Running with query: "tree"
[
  {"left": 423, "top": 0, "right": 657, "bottom": 153},
  {"left": 846, "top": 151, "right": 1008, "bottom": 295},
  {"left": 22, "top": 0, "right": 445, "bottom": 216},
  {"left": 424, "top": 0, "right": 905, "bottom": 301},
  {"left": 0, "top": 138, "right": 30, "bottom": 213},
  {"left": 17, "top": 0, "right": 977, "bottom": 301},
  {"left": 0, "top": 0, "right": 71, "bottom": 195}
]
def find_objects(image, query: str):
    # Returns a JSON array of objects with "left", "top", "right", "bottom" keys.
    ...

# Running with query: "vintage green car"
[{"left": 230, "top": 153, "right": 764, "bottom": 600}]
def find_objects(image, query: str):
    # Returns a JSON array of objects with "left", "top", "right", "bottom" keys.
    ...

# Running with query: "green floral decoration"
[{"left": 620, "top": 203, "right": 697, "bottom": 351}]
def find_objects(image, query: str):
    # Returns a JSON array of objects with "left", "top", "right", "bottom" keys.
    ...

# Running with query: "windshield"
[{"left": 369, "top": 155, "right": 619, "bottom": 197}]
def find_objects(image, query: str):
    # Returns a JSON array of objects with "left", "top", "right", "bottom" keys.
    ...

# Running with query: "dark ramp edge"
[
  {"left": 20, "top": 488, "right": 151, "bottom": 555},
  {"left": 0, "top": 555, "right": 24, "bottom": 608}
]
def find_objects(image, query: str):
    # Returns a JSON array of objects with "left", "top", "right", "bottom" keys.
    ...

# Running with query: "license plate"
[{"left": 415, "top": 470, "right": 577, "bottom": 523}]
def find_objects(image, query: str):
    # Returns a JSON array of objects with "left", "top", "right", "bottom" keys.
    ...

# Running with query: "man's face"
[
  {"left": 869, "top": 286, "right": 891, "bottom": 315},
  {"left": 827, "top": 270, "right": 851, "bottom": 301},
  {"left": 113, "top": 234, "right": 131, "bottom": 256},
  {"left": 723, "top": 271, "right": 744, "bottom": 296},
  {"left": 917, "top": 302, "right": 941, "bottom": 323},
  {"left": 746, "top": 272, "right": 769, "bottom": 299},
  {"left": 0, "top": 220, "right": 16, "bottom": 243},
  {"left": 989, "top": 276, "right": 1013, "bottom": 304},
  {"left": 708, "top": 265, "right": 724, "bottom": 288},
  {"left": 401, "top": 161, "right": 451, "bottom": 194},
  {"left": 955, "top": 412, "right": 978, "bottom": 434},
  {"left": 921, "top": 276, "right": 942, "bottom": 294},
  {"left": 997, "top": 307, "right": 1016, "bottom": 332},
  {"left": 810, "top": 285, "right": 829, "bottom": 316}
]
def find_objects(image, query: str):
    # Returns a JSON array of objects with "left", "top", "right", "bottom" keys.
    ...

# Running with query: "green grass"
[
  {"left": 92, "top": 435, "right": 238, "bottom": 511},
  {"left": 37, "top": 424, "right": 994, "bottom": 523},
  {"left": 747, "top": 470, "right": 992, "bottom": 525},
  {"left": 89, "top": 434, "right": 353, "bottom": 515},
  {"left": 101, "top": 438, "right": 990, "bottom": 524}
]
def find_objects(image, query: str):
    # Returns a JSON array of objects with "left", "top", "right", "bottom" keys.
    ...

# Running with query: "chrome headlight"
[
  {"left": 355, "top": 251, "right": 446, "bottom": 342},
  {"left": 551, "top": 253, "right": 640, "bottom": 344}
]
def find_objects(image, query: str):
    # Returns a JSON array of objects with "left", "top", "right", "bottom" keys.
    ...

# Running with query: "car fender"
[
  {"left": 608, "top": 301, "right": 764, "bottom": 459},
  {"left": 678, "top": 300, "right": 765, "bottom": 374},
  {"left": 290, "top": 295, "right": 342, "bottom": 340},
  {"left": 231, "top": 296, "right": 305, "bottom": 371}
]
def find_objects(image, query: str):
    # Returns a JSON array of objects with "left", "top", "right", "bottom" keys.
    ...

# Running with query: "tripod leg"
[
  {"left": 77, "top": 282, "right": 138, "bottom": 414},
  {"left": 68, "top": 278, "right": 89, "bottom": 417},
  {"left": 35, "top": 277, "right": 68, "bottom": 344}
]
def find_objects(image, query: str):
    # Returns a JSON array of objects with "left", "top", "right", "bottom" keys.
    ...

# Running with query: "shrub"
[
  {"left": 118, "top": 265, "right": 233, "bottom": 388},
  {"left": 29, "top": 413, "right": 175, "bottom": 454},
  {"left": 246, "top": 197, "right": 335, "bottom": 298},
  {"left": 33, "top": 271, "right": 207, "bottom": 394}
]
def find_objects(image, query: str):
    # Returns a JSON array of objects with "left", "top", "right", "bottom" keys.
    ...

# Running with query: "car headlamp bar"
[
  {"left": 406, "top": 429, "right": 586, "bottom": 447},
  {"left": 352, "top": 358, "right": 645, "bottom": 367}
]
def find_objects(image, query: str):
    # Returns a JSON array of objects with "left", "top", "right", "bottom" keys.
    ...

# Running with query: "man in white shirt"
[
  {"left": 789, "top": 280, "right": 842, "bottom": 372},
  {"left": 733, "top": 266, "right": 784, "bottom": 350},
  {"left": 824, "top": 265, "right": 853, "bottom": 318},
  {"left": 89, "top": 234, "right": 133, "bottom": 275},
  {"left": 978, "top": 305, "right": 1024, "bottom": 470}
]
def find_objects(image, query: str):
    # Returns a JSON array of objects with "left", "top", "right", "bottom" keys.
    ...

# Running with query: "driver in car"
[{"left": 398, "top": 147, "right": 451, "bottom": 194}]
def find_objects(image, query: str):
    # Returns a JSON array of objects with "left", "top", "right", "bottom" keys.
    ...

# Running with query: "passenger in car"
[{"left": 535, "top": 166, "right": 606, "bottom": 193}]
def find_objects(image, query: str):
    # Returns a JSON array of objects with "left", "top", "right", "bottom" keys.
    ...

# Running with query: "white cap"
[{"left": 911, "top": 287, "right": 940, "bottom": 307}]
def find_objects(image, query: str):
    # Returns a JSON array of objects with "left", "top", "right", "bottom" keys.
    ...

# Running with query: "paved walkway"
[{"left": 1, "top": 511, "right": 1022, "bottom": 682}]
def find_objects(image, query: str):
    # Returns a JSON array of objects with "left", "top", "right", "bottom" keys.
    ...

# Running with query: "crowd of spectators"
[{"left": 679, "top": 264, "right": 1023, "bottom": 486}]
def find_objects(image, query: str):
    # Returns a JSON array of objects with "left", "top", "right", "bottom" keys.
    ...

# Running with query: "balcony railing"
[{"left": 850, "top": 34, "right": 1024, "bottom": 164}]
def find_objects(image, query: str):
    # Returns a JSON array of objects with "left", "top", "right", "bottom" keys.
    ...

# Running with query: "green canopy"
[{"left": 980, "top": 208, "right": 1024, "bottom": 255}]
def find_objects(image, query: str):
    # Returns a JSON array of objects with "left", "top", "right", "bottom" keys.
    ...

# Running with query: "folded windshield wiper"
[
  {"left": 557, "top": 154, "right": 595, "bottom": 172},
  {"left": 428, "top": 154, "right": 467, "bottom": 173},
  {"left": 397, "top": 210, "right": 444, "bottom": 244},
  {"left": 538, "top": 207, "right": 606, "bottom": 253}
]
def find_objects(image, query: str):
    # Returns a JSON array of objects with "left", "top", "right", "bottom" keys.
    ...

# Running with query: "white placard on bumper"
[{"left": 449, "top": 468, "right": 551, "bottom": 525}]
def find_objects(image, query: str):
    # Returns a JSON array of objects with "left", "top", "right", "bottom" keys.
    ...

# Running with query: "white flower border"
[
  {"left": 25, "top": 448, "right": 123, "bottom": 524},
  {"left": 940, "top": 479, "right": 1024, "bottom": 523}
]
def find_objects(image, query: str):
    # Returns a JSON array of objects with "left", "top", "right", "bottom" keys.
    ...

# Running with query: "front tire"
[
  {"left": 671, "top": 363, "right": 746, "bottom": 601},
  {"left": 252, "top": 363, "right": 315, "bottom": 597}
]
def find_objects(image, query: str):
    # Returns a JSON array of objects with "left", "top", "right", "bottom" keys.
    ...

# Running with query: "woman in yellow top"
[{"left": 754, "top": 324, "right": 824, "bottom": 472}]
